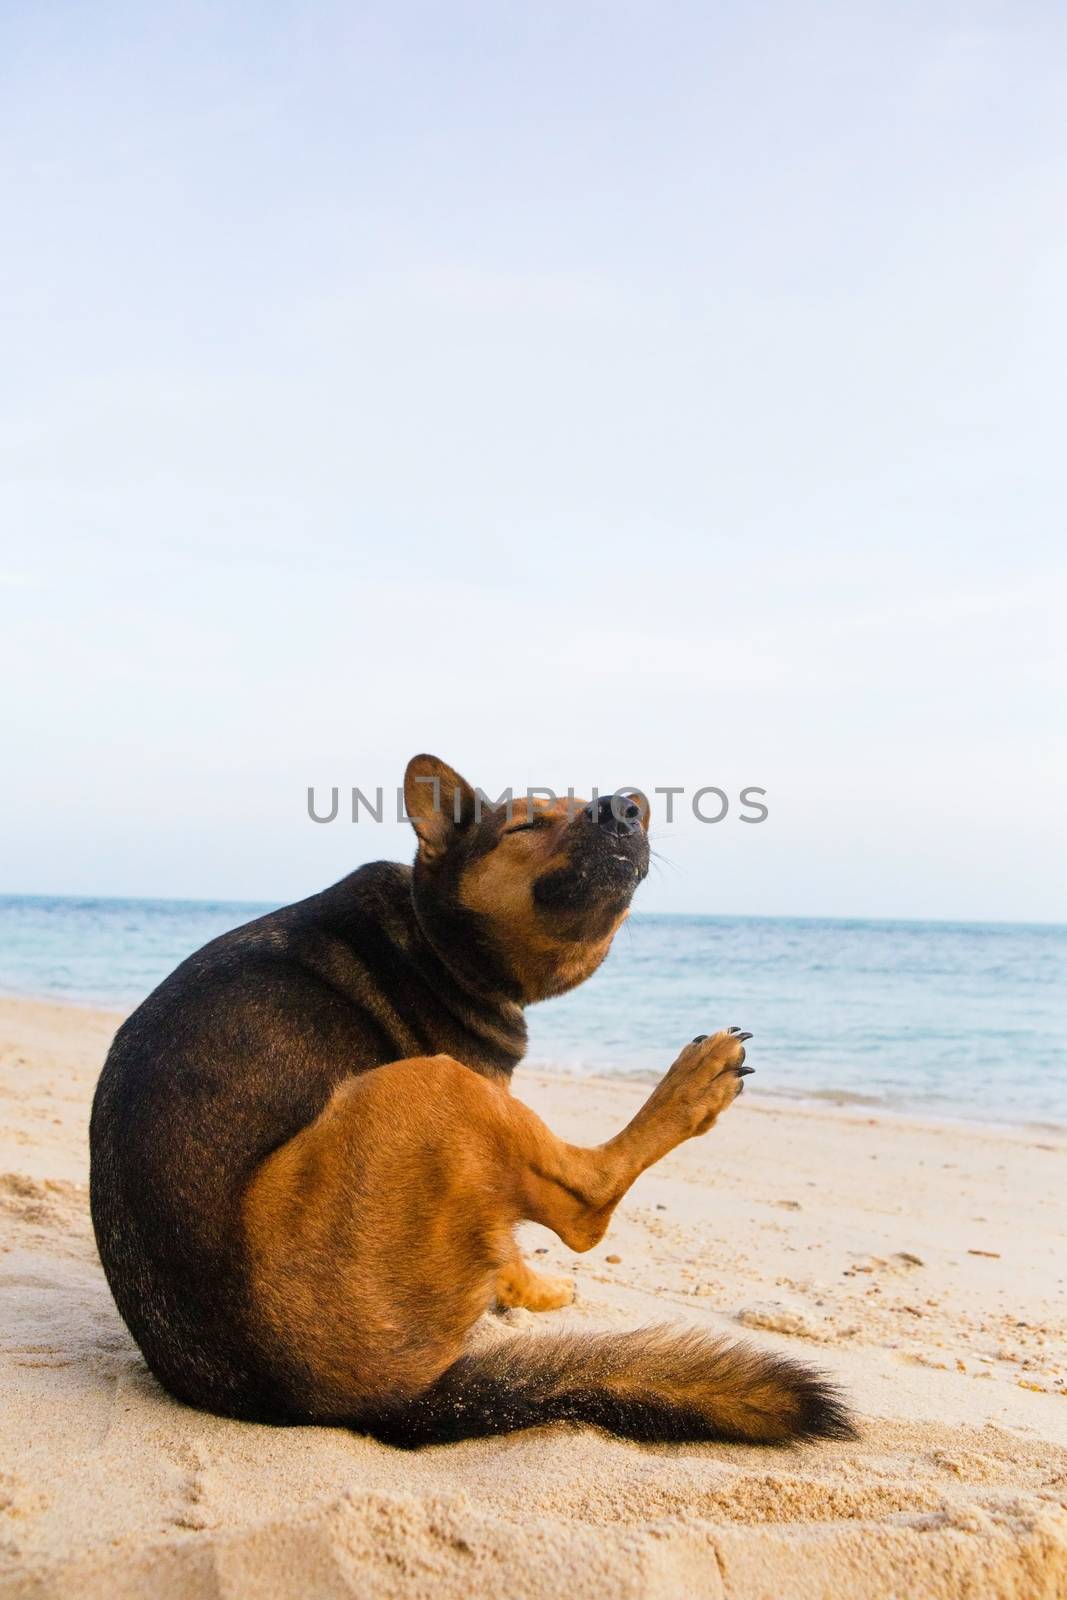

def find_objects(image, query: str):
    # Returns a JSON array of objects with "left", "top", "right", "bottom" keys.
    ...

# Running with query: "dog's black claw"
[
  {"left": 692, "top": 1033, "right": 708, "bottom": 1043},
  {"left": 734, "top": 1031, "right": 753, "bottom": 1042},
  {"left": 737, "top": 1064, "right": 756, "bottom": 1076}
]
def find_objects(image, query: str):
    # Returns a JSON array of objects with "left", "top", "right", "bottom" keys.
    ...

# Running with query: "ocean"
[{"left": 1, "top": 894, "right": 1064, "bottom": 1127}]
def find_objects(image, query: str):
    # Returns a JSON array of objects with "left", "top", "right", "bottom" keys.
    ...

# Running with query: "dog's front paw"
[{"left": 651, "top": 1027, "right": 754, "bottom": 1139}]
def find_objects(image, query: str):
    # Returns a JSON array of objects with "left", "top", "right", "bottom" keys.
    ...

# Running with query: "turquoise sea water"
[{"left": 1, "top": 894, "right": 1064, "bottom": 1127}]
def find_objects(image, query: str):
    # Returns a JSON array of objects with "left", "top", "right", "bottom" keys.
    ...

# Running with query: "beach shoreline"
[
  {"left": 3, "top": 985, "right": 1064, "bottom": 1138},
  {"left": 4, "top": 897, "right": 1064, "bottom": 1128},
  {"left": 1, "top": 995, "right": 1065, "bottom": 1597}
]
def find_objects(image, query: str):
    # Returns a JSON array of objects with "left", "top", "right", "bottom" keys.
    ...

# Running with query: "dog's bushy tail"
[{"left": 359, "top": 1326, "right": 854, "bottom": 1449}]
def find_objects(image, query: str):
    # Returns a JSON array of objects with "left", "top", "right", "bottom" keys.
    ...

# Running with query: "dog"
[{"left": 89, "top": 753, "right": 852, "bottom": 1446}]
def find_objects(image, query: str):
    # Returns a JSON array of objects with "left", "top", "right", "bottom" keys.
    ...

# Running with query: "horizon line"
[{"left": 0, "top": 891, "right": 1064, "bottom": 934}]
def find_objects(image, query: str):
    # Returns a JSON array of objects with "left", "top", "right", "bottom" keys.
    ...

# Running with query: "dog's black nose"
[{"left": 585, "top": 794, "right": 643, "bottom": 836}]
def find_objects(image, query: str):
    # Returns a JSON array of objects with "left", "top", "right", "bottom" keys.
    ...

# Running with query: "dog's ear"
[{"left": 404, "top": 754, "right": 477, "bottom": 858}]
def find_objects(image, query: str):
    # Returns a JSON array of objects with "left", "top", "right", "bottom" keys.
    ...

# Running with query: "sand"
[{"left": 0, "top": 995, "right": 1065, "bottom": 1598}]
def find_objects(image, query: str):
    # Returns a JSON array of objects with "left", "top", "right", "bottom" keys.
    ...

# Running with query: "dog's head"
[{"left": 404, "top": 753, "right": 649, "bottom": 1003}]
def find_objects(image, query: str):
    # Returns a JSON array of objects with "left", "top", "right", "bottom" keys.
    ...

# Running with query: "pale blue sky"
[{"left": 2, "top": 2, "right": 1064, "bottom": 918}]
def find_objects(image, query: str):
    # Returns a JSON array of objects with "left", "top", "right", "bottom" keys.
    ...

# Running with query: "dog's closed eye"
[{"left": 504, "top": 817, "right": 555, "bottom": 836}]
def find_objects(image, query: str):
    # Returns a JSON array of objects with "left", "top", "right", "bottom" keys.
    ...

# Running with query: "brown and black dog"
[{"left": 90, "top": 754, "right": 852, "bottom": 1447}]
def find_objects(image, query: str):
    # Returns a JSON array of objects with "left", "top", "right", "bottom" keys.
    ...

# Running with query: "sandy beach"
[{"left": 1, "top": 995, "right": 1065, "bottom": 1598}]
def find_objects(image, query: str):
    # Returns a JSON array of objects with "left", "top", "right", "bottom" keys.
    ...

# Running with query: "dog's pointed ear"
[{"left": 404, "top": 754, "right": 477, "bottom": 858}]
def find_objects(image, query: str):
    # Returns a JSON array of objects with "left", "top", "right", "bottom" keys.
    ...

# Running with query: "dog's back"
[{"left": 89, "top": 859, "right": 523, "bottom": 1415}]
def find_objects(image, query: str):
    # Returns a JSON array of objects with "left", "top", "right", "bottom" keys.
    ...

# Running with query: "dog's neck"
[{"left": 403, "top": 874, "right": 528, "bottom": 1072}]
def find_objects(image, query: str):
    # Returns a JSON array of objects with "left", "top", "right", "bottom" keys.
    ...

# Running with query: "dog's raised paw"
[{"left": 653, "top": 1029, "right": 755, "bottom": 1137}]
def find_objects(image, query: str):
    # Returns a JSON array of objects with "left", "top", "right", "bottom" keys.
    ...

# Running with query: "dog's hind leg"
[
  {"left": 242, "top": 1038, "right": 851, "bottom": 1446},
  {"left": 493, "top": 1251, "right": 575, "bottom": 1311},
  {"left": 242, "top": 1031, "right": 752, "bottom": 1413}
]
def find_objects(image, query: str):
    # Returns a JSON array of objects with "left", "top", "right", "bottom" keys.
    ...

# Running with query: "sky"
[{"left": 2, "top": 1, "right": 1064, "bottom": 920}]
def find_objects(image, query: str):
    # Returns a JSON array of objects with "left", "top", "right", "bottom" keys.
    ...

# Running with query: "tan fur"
[
  {"left": 243, "top": 1032, "right": 748, "bottom": 1416},
  {"left": 493, "top": 1255, "right": 575, "bottom": 1312},
  {"left": 459, "top": 796, "right": 630, "bottom": 1001}
]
